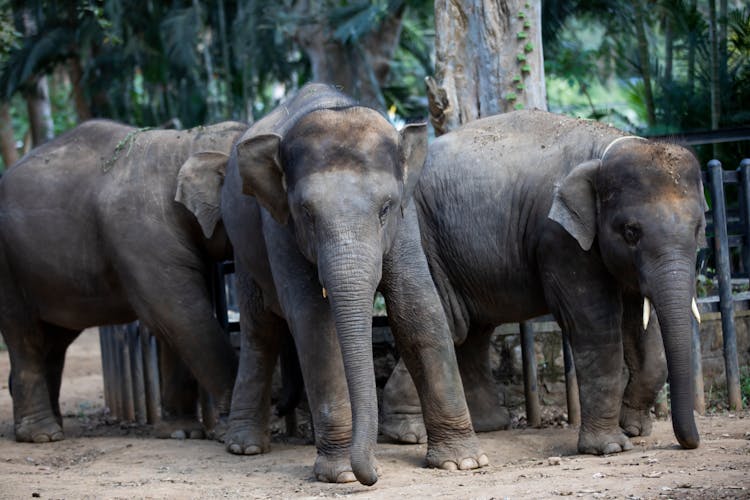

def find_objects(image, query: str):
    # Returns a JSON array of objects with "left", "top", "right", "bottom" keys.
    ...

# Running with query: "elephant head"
[
  {"left": 549, "top": 138, "right": 706, "bottom": 450},
  {"left": 235, "top": 107, "right": 427, "bottom": 485}
]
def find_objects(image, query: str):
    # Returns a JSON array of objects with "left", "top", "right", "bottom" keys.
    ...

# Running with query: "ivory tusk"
[
  {"left": 692, "top": 297, "right": 701, "bottom": 324},
  {"left": 322, "top": 287, "right": 327, "bottom": 299},
  {"left": 643, "top": 297, "right": 651, "bottom": 331}
]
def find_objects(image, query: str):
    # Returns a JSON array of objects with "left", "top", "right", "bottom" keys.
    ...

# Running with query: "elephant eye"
[
  {"left": 379, "top": 200, "right": 391, "bottom": 226},
  {"left": 622, "top": 222, "right": 641, "bottom": 245},
  {"left": 301, "top": 203, "right": 314, "bottom": 223}
]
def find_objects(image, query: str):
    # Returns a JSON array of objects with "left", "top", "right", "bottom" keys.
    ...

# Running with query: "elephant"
[
  {"left": 381, "top": 109, "right": 705, "bottom": 456},
  {"left": 0, "top": 120, "right": 245, "bottom": 443},
  {"left": 196, "top": 83, "right": 484, "bottom": 486}
]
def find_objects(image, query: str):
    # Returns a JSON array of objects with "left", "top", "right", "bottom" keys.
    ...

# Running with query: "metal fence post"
[{"left": 708, "top": 160, "right": 742, "bottom": 410}]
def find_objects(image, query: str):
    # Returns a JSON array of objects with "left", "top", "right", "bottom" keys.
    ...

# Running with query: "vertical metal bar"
[
  {"left": 120, "top": 324, "right": 136, "bottom": 422},
  {"left": 692, "top": 317, "right": 706, "bottom": 415},
  {"left": 519, "top": 321, "right": 541, "bottom": 427},
  {"left": 562, "top": 333, "right": 580, "bottom": 426},
  {"left": 110, "top": 327, "right": 124, "bottom": 420},
  {"left": 99, "top": 327, "right": 114, "bottom": 417},
  {"left": 148, "top": 330, "right": 161, "bottom": 424},
  {"left": 140, "top": 327, "right": 161, "bottom": 424},
  {"left": 131, "top": 325, "right": 147, "bottom": 425},
  {"left": 708, "top": 160, "right": 742, "bottom": 410}
]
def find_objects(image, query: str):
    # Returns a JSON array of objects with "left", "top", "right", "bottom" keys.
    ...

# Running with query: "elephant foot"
[
  {"left": 380, "top": 411, "right": 427, "bottom": 444},
  {"left": 465, "top": 383, "right": 510, "bottom": 432},
  {"left": 425, "top": 435, "right": 489, "bottom": 471},
  {"left": 578, "top": 428, "right": 634, "bottom": 455},
  {"left": 154, "top": 417, "right": 205, "bottom": 440},
  {"left": 381, "top": 359, "right": 426, "bottom": 443},
  {"left": 313, "top": 453, "right": 381, "bottom": 483},
  {"left": 225, "top": 420, "right": 269, "bottom": 455},
  {"left": 206, "top": 414, "right": 229, "bottom": 442},
  {"left": 619, "top": 403, "right": 653, "bottom": 437},
  {"left": 15, "top": 414, "right": 64, "bottom": 443}
]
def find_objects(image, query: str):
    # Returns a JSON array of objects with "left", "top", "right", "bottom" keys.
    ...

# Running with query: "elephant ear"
[
  {"left": 235, "top": 133, "right": 289, "bottom": 225},
  {"left": 548, "top": 159, "right": 601, "bottom": 251},
  {"left": 175, "top": 151, "right": 229, "bottom": 239},
  {"left": 399, "top": 122, "right": 428, "bottom": 208}
]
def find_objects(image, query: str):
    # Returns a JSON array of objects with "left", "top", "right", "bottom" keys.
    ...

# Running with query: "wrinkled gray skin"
[
  {"left": 382, "top": 109, "right": 705, "bottom": 456},
  {"left": 0, "top": 120, "right": 244, "bottom": 443},
  {"left": 214, "top": 84, "right": 484, "bottom": 486}
]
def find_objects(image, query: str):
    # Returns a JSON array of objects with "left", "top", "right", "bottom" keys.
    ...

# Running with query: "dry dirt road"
[{"left": 1, "top": 329, "right": 749, "bottom": 499}]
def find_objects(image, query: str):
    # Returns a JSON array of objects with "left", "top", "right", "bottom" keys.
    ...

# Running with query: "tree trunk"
[
  {"left": 633, "top": 0, "right": 656, "bottom": 128},
  {"left": 709, "top": 0, "right": 720, "bottom": 134},
  {"left": 292, "top": 0, "right": 404, "bottom": 111},
  {"left": 426, "top": 0, "right": 546, "bottom": 136},
  {"left": 0, "top": 101, "right": 19, "bottom": 168},
  {"left": 687, "top": 0, "right": 697, "bottom": 95},
  {"left": 69, "top": 57, "right": 92, "bottom": 122},
  {"left": 24, "top": 75, "right": 55, "bottom": 147}
]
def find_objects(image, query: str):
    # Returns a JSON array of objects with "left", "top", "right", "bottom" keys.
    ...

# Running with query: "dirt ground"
[{"left": 1, "top": 329, "right": 749, "bottom": 499}]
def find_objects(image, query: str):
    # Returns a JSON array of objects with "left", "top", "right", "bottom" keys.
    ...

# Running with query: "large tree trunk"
[
  {"left": 293, "top": 0, "right": 404, "bottom": 111},
  {"left": 69, "top": 57, "right": 92, "bottom": 122},
  {"left": 633, "top": 0, "right": 656, "bottom": 128},
  {"left": 24, "top": 76, "right": 54, "bottom": 147},
  {"left": 0, "top": 101, "right": 19, "bottom": 168},
  {"left": 426, "top": 0, "right": 547, "bottom": 136}
]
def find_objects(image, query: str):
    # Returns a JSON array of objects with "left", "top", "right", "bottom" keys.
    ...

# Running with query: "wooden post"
[
  {"left": 520, "top": 321, "right": 541, "bottom": 427},
  {"left": 708, "top": 160, "right": 742, "bottom": 410}
]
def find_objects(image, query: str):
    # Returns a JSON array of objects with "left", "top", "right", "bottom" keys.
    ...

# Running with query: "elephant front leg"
[
  {"left": 619, "top": 292, "right": 668, "bottom": 438},
  {"left": 226, "top": 273, "right": 283, "bottom": 455},
  {"left": 542, "top": 259, "right": 632, "bottom": 455},
  {"left": 381, "top": 209, "right": 487, "bottom": 471}
]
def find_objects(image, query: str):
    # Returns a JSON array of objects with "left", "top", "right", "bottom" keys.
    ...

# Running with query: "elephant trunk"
[
  {"left": 319, "top": 237, "right": 381, "bottom": 486},
  {"left": 650, "top": 261, "right": 700, "bottom": 449}
]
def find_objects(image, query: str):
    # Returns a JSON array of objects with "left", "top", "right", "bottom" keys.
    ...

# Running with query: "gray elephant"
[
  {"left": 0, "top": 120, "right": 245, "bottom": 443},
  {"left": 382, "top": 109, "right": 704, "bottom": 456},
  {"left": 204, "top": 83, "right": 484, "bottom": 485}
]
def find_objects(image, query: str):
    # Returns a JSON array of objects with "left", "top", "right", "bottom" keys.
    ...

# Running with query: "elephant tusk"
[
  {"left": 322, "top": 287, "right": 327, "bottom": 299},
  {"left": 692, "top": 297, "right": 701, "bottom": 324},
  {"left": 642, "top": 297, "right": 651, "bottom": 331}
]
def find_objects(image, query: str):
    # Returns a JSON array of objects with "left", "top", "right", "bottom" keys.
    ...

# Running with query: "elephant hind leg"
[
  {"left": 154, "top": 344, "right": 203, "bottom": 439},
  {"left": 457, "top": 325, "right": 509, "bottom": 432},
  {"left": 380, "top": 357, "right": 426, "bottom": 444},
  {"left": 3, "top": 318, "right": 74, "bottom": 443}
]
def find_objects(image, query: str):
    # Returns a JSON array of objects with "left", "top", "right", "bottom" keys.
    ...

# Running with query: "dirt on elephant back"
[{"left": 0, "top": 329, "right": 749, "bottom": 499}]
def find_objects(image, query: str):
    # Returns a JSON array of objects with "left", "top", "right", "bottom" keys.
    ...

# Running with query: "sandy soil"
[{"left": 1, "top": 329, "right": 749, "bottom": 499}]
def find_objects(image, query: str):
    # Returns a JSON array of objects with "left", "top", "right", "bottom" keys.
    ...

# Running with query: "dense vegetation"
[{"left": 0, "top": 0, "right": 748, "bottom": 170}]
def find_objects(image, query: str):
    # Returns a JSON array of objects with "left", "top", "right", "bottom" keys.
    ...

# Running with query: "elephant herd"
[{"left": 0, "top": 83, "right": 706, "bottom": 486}]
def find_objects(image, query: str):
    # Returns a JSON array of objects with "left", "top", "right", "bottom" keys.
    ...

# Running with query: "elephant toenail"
[
  {"left": 478, "top": 454, "right": 489, "bottom": 467},
  {"left": 602, "top": 443, "right": 622, "bottom": 454},
  {"left": 403, "top": 433, "right": 418, "bottom": 443},
  {"left": 459, "top": 458, "right": 478, "bottom": 470},
  {"left": 441, "top": 461, "right": 458, "bottom": 471},
  {"left": 623, "top": 440, "right": 633, "bottom": 451},
  {"left": 244, "top": 445, "right": 262, "bottom": 455},
  {"left": 228, "top": 443, "right": 241, "bottom": 454},
  {"left": 171, "top": 430, "right": 187, "bottom": 439},
  {"left": 33, "top": 434, "right": 51, "bottom": 443},
  {"left": 337, "top": 471, "right": 357, "bottom": 483}
]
